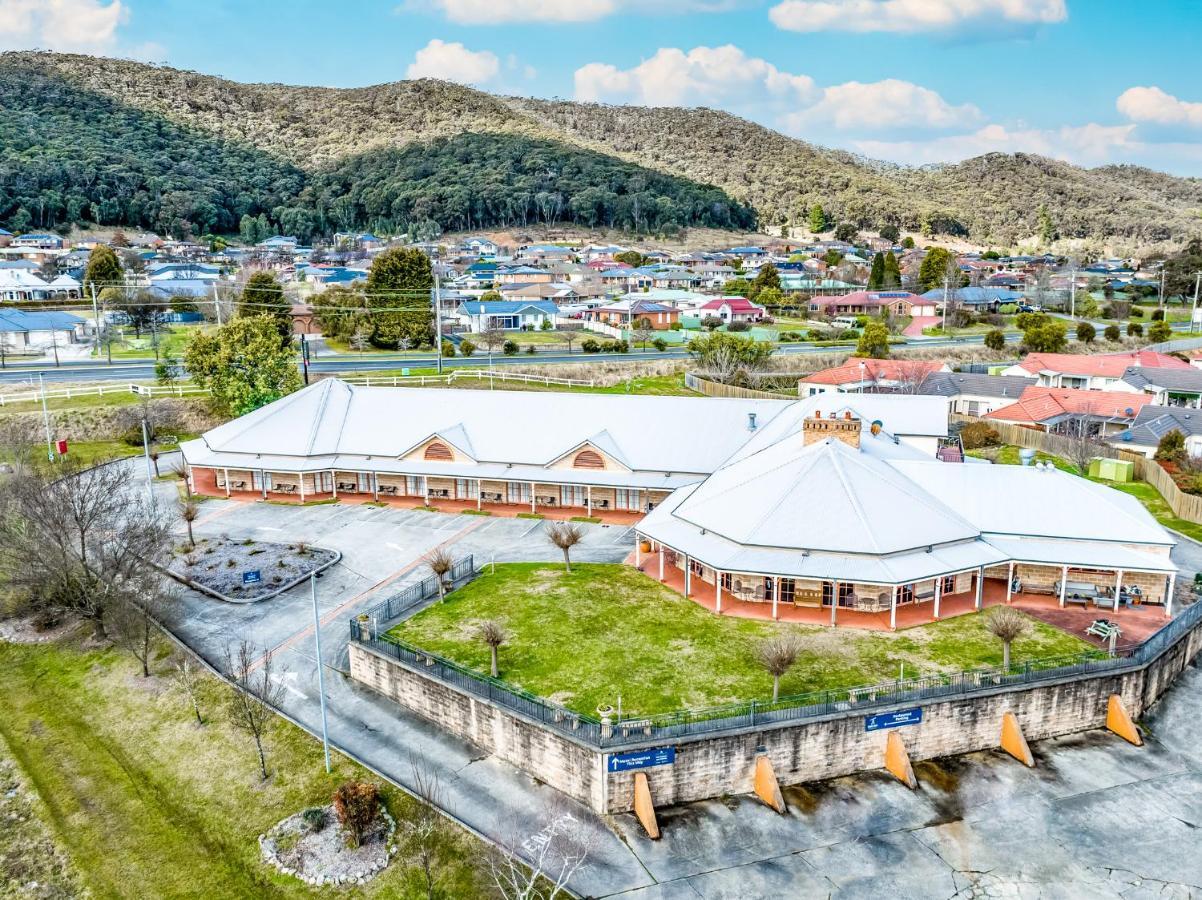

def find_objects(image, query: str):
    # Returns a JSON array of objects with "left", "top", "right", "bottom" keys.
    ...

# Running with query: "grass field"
[
  {"left": 389, "top": 563, "right": 1090, "bottom": 718},
  {"left": 0, "top": 634, "right": 491, "bottom": 899}
]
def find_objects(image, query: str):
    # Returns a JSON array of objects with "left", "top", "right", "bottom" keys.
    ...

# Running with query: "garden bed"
[
  {"left": 167, "top": 537, "right": 340, "bottom": 602},
  {"left": 260, "top": 803, "right": 396, "bottom": 888}
]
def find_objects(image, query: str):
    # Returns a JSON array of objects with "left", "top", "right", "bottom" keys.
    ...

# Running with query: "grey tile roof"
[
  {"left": 918, "top": 372, "right": 1037, "bottom": 399},
  {"left": 1111, "top": 404, "right": 1202, "bottom": 447},
  {"left": 1121, "top": 366, "right": 1202, "bottom": 394}
]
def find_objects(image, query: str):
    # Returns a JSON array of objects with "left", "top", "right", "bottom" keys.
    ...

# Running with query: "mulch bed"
[{"left": 167, "top": 537, "right": 339, "bottom": 602}]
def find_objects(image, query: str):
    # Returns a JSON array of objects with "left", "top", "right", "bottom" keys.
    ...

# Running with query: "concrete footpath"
[{"left": 153, "top": 469, "right": 1202, "bottom": 898}]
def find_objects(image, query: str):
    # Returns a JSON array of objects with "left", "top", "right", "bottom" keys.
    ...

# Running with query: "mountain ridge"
[{"left": 2, "top": 51, "right": 1199, "bottom": 249}]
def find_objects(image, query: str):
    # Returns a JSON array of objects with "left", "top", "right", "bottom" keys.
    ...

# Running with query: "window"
[
  {"left": 690, "top": 559, "right": 704, "bottom": 577},
  {"left": 320, "top": 472, "right": 333, "bottom": 492},
  {"left": 358, "top": 472, "right": 372, "bottom": 493},
  {"left": 424, "top": 441, "right": 453, "bottom": 461},
  {"left": 507, "top": 482, "right": 531, "bottom": 504},
  {"left": 252, "top": 471, "right": 263, "bottom": 489},
  {"left": 720, "top": 572, "right": 733, "bottom": 590},
  {"left": 899, "top": 583, "right": 914, "bottom": 604},
  {"left": 406, "top": 476, "right": 423, "bottom": 496},
  {"left": 763, "top": 577, "right": 774, "bottom": 602},
  {"left": 456, "top": 478, "right": 474, "bottom": 499},
  {"left": 561, "top": 485, "right": 585, "bottom": 507},
  {"left": 822, "top": 581, "right": 834, "bottom": 606},
  {"left": 779, "top": 578, "right": 796, "bottom": 603},
  {"left": 941, "top": 575, "right": 955, "bottom": 595},
  {"left": 573, "top": 449, "right": 604, "bottom": 469},
  {"left": 839, "top": 583, "right": 855, "bottom": 607}
]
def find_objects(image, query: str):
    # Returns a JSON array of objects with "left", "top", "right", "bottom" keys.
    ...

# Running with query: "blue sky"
[{"left": 5, "top": 0, "right": 1202, "bottom": 174}]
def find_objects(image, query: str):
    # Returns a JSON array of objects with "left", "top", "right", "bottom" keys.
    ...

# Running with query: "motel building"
[{"left": 181, "top": 380, "right": 1178, "bottom": 632}]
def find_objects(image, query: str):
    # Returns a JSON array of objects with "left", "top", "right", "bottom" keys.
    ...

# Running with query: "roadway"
[{"left": 0, "top": 332, "right": 1022, "bottom": 385}]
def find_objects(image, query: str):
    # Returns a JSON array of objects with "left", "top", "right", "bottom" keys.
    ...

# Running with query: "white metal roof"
[{"left": 192, "top": 379, "right": 794, "bottom": 476}]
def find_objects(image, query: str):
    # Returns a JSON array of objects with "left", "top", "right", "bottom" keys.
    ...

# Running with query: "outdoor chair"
[
  {"left": 336, "top": 481, "right": 356, "bottom": 492},
  {"left": 1086, "top": 619, "right": 1119, "bottom": 640}
]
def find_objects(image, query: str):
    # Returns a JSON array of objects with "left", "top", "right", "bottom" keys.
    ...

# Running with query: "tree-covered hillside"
[{"left": 2, "top": 50, "right": 1200, "bottom": 249}]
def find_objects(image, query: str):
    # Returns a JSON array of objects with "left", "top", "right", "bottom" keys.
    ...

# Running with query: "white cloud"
[
  {"left": 0, "top": 0, "right": 128, "bottom": 52},
  {"left": 574, "top": 46, "right": 976, "bottom": 136},
  {"left": 788, "top": 79, "right": 980, "bottom": 131},
  {"left": 406, "top": 39, "right": 500, "bottom": 85},
  {"left": 1117, "top": 86, "right": 1202, "bottom": 128},
  {"left": 769, "top": 0, "right": 1066, "bottom": 34},
  {"left": 406, "top": 0, "right": 740, "bottom": 24}
]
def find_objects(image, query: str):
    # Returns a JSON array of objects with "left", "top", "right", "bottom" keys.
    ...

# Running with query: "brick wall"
[{"left": 350, "top": 616, "right": 1202, "bottom": 815}]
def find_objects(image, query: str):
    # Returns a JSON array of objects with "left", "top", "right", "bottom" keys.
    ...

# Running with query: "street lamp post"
[{"left": 311, "top": 572, "right": 331, "bottom": 774}]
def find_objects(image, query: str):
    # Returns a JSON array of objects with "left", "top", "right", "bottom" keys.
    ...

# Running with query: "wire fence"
[
  {"left": 350, "top": 575, "right": 1202, "bottom": 750},
  {"left": 341, "top": 370, "right": 597, "bottom": 389},
  {"left": 0, "top": 381, "right": 208, "bottom": 405}
]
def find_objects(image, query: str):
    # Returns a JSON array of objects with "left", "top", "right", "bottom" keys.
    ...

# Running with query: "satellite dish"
[
  {"left": 1125, "top": 407, "right": 1135, "bottom": 416},
  {"left": 1121, "top": 432, "right": 1132, "bottom": 441}
]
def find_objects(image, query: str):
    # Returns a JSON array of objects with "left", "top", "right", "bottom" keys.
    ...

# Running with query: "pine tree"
[
  {"left": 882, "top": 251, "right": 902, "bottom": 289},
  {"left": 82, "top": 244, "right": 123, "bottom": 299},
  {"left": 1037, "top": 205, "right": 1055, "bottom": 246},
  {"left": 750, "top": 263, "right": 781, "bottom": 299},
  {"left": 868, "top": 253, "right": 885, "bottom": 290},
  {"left": 365, "top": 247, "right": 434, "bottom": 349},
  {"left": 808, "top": 204, "right": 827, "bottom": 234},
  {"left": 238, "top": 271, "right": 292, "bottom": 341}
]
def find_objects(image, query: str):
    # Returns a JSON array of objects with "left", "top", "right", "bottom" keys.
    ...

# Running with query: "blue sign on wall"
[
  {"left": 865, "top": 708, "right": 922, "bottom": 732},
  {"left": 607, "top": 747, "right": 676, "bottom": 772},
  {"left": 242, "top": 570, "right": 262, "bottom": 585}
]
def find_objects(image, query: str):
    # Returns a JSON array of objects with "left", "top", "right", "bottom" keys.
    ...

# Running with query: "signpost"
[
  {"left": 242, "top": 570, "right": 262, "bottom": 586},
  {"left": 607, "top": 747, "right": 675, "bottom": 773},
  {"left": 865, "top": 708, "right": 922, "bottom": 732}
]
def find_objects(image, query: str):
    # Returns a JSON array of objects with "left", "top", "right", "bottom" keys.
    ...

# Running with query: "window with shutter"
[
  {"left": 424, "top": 441, "right": 453, "bottom": 461},
  {"left": 573, "top": 449, "right": 604, "bottom": 469}
]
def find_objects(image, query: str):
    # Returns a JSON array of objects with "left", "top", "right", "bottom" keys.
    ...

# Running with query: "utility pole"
[
  {"left": 212, "top": 282, "right": 223, "bottom": 326},
  {"left": 141, "top": 416, "right": 155, "bottom": 508},
  {"left": 942, "top": 275, "right": 949, "bottom": 334},
  {"left": 90, "top": 283, "right": 101, "bottom": 360},
  {"left": 1159, "top": 267, "right": 1166, "bottom": 310},
  {"left": 38, "top": 374, "right": 54, "bottom": 463},
  {"left": 1069, "top": 267, "right": 1077, "bottom": 319},
  {"left": 311, "top": 572, "right": 331, "bottom": 774},
  {"left": 300, "top": 333, "right": 310, "bottom": 385},
  {"left": 434, "top": 252, "right": 444, "bottom": 375},
  {"left": 1193, "top": 272, "right": 1202, "bottom": 332}
]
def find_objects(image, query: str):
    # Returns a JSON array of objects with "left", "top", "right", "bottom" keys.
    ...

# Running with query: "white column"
[
  {"left": 830, "top": 583, "right": 838, "bottom": 626},
  {"left": 299, "top": 472, "right": 305, "bottom": 502},
  {"left": 423, "top": 476, "right": 429, "bottom": 504},
  {"left": 332, "top": 473, "right": 338, "bottom": 499},
  {"left": 1059, "top": 564, "right": 1069, "bottom": 608},
  {"left": 372, "top": 473, "right": 379, "bottom": 502},
  {"left": 477, "top": 479, "right": 482, "bottom": 510},
  {"left": 260, "top": 471, "right": 267, "bottom": 500},
  {"left": 658, "top": 547, "right": 664, "bottom": 580},
  {"left": 635, "top": 536, "right": 641, "bottom": 567},
  {"left": 771, "top": 577, "right": 778, "bottom": 620},
  {"left": 530, "top": 482, "right": 536, "bottom": 513},
  {"left": 716, "top": 572, "right": 723, "bottom": 613},
  {"left": 223, "top": 467, "right": 230, "bottom": 498},
  {"left": 586, "top": 484, "right": 592, "bottom": 512},
  {"left": 1005, "top": 562, "right": 1014, "bottom": 604},
  {"left": 890, "top": 585, "right": 899, "bottom": 630},
  {"left": 1114, "top": 569, "right": 1124, "bottom": 611},
  {"left": 1166, "top": 572, "right": 1176, "bottom": 618},
  {"left": 934, "top": 578, "right": 943, "bottom": 618},
  {"left": 975, "top": 566, "right": 984, "bottom": 609},
  {"left": 683, "top": 555, "right": 691, "bottom": 597}
]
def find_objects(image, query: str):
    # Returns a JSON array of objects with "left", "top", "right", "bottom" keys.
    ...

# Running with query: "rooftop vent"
[{"left": 748, "top": 412, "right": 757, "bottom": 432}]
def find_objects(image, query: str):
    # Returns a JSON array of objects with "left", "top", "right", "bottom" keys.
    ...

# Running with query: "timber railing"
[
  {"left": 350, "top": 583, "right": 1202, "bottom": 750},
  {"left": 684, "top": 372, "right": 797, "bottom": 400},
  {"left": 339, "top": 370, "right": 597, "bottom": 389}
]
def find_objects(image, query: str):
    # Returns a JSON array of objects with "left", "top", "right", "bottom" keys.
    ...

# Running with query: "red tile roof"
[
  {"left": 985, "top": 386, "right": 1154, "bottom": 424},
  {"left": 1014, "top": 351, "right": 1189, "bottom": 379},
  {"left": 800, "top": 358, "right": 945, "bottom": 386},
  {"left": 700, "top": 296, "right": 765, "bottom": 312}
]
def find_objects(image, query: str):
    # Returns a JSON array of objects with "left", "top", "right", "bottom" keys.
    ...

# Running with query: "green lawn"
[
  {"left": 97, "top": 324, "right": 209, "bottom": 360},
  {"left": 466, "top": 329, "right": 583, "bottom": 347},
  {"left": 0, "top": 635, "right": 491, "bottom": 899},
  {"left": 968, "top": 444, "right": 1202, "bottom": 543},
  {"left": 389, "top": 563, "right": 1091, "bottom": 718}
]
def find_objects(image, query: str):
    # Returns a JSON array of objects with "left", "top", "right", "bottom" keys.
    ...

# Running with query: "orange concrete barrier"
[
  {"left": 633, "top": 772, "right": 660, "bottom": 839},
  {"left": 753, "top": 756, "right": 786, "bottom": 814},
  {"left": 999, "top": 711, "right": 1035, "bottom": 767},
  {"left": 1106, "top": 694, "right": 1143, "bottom": 746},
  {"left": 885, "top": 731, "right": 917, "bottom": 789}
]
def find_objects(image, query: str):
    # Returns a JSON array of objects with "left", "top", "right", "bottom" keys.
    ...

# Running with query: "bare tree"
[
  {"left": 0, "top": 458, "right": 171, "bottom": 640},
  {"left": 478, "top": 619, "right": 509, "bottom": 678},
  {"left": 110, "top": 587, "right": 173, "bottom": 677},
  {"left": 632, "top": 317, "right": 654, "bottom": 352},
  {"left": 480, "top": 328, "right": 506, "bottom": 356},
  {"left": 985, "top": 606, "right": 1029, "bottom": 671},
  {"left": 173, "top": 653, "right": 206, "bottom": 725},
  {"left": 1058, "top": 411, "right": 1105, "bottom": 476},
  {"left": 890, "top": 359, "right": 935, "bottom": 395},
  {"left": 484, "top": 798, "right": 594, "bottom": 900},
  {"left": 407, "top": 755, "right": 445, "bottom": 900},
  {"left": 171, "top": 461, "right": 193, "bottom": 499},
  {"left": 424, "top": 547, "right": 455, "bottom": 602},
  {"left": 755, "top": 634, "right": 803, "bottom": 702},
  {"left": 180, "top": 499, "right": 199, "bottom": 548},
  {"left": 224, "top": 640, "right": 287, "bottom": 781},
  {"left": 562, "top": 329, "right": 578, "bottom": 355},
  {"left": 546, "top": 522, "right": 583, "bottom": 573},
  {"left": 149, "top": 449, "right": 161, "bottom": 478}
]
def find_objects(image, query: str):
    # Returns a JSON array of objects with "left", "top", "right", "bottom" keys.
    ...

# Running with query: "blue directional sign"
[
  {"left": 242, "top": 570, "right": 262, "bottom": 585},
  {"left": 865, "top": 708, "right": 922, "bottom": 732},
  {"left": 607, "top": 747, "right": 675, "bottom": 772}
]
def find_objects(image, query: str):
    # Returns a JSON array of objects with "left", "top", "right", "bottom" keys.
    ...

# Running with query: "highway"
[{"left": 0, "top": 331, "right": 1022, "bottom": 385}]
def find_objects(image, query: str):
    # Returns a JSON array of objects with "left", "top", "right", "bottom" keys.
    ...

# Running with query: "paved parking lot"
[{"left": 149, "top": 467, "right": 1202, "bottom": 898}]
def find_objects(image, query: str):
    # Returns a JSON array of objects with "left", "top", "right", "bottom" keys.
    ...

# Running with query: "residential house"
[
  {"left": 496, "top": 265, "right": 554, "bottom": 285},
  {"left": 461, "top": 237, "right": 499, "bottom": 257},
  {"left": 985, "top": 386, "right": 1154, "bottom": 435},
  {"left": 799, "top": 359, "right": 949, "bottom": 396},
  {"left": 10, "top": 233, "right": 64, "bottom": 250},
  {"left": 915, "top": 372, "right": 1038, "bottom": 417},
  {"left": 1001, "top": 351, "right": 1191, "bottom": 391},
  {"left": 920, "top": 287, "right": 1023, "bottom": 310},
  {"left": 1118, "top": 366, "right": 1202, "bottom": 408},
  {"left": 585, "top": 298, "right": 680, "bottom": 330},
  {"left": 697, "top": 296, "right": 766, "bottom": 324},
  {"left": 0, "top": 229, "right": 11, "bottom": 248},
  {"left": 0, "top": 269, "right": 81, "bottom": 301},
  {"left": 455, "top": 300, "right": 559, "bottom": 332},
  {"left": 1109, "top": 406, "right": 1202, "bottom": 458},
  {"left": 810, "top": 291, "right": 937, "bottom": 318},
  {"left": 0, "top": 308, "right": 85, "bottom": 350}
]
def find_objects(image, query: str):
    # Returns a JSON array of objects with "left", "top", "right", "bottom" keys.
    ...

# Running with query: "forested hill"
[{"left": 2, "top": 51, "right": 1200, "bottom": 248}]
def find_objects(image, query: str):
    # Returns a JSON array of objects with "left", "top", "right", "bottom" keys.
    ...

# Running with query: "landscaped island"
[{"left": 388, "top": 563, "right": 1092, "bottom": 718}]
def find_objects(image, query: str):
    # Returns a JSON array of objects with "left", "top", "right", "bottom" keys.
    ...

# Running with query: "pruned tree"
[
  {"left": 985, "top": 606, "right": 1029, "bottom": 671},
  {"left": 173, "top": 653, "right": 206, "bottom": 726},
  {"left": 110, "top": 586, "right": 173, "bottom": 677},
  {"left": 478, "top": 619, "right": 509, "bottom": 678},
  {"left": 224, "top": 640, "right": 286, "bottom": 781},
  {"left": 333, "top": 780, "right": 382, "bottom": 849},
  {"left": 546, "top": 522, "right": 583, "bottom": 573},
  {"left": 632, "top": 317, "right": 654, "bottom": 352},
  {"left": 562, "top": 329, "right": 578, "bottom": 355},
  {"left": 484, "top": 798, "right": 594, "bottom": 900},
  {"left": 480, "top": 328, "right": 506, "bottom": 356},
  {"left": 0, "top": 457, "right": 171, "bottom": 640},
  {"left": 424, "top": 547, "right": 456, "bottom": 601},
  {"left": 1058, "top": 411, "right": 1105, "bottom": 476},
  {"left": 171, "top": 461, "right": 193, "bottom": 499},
  {"left": 407, "top": 755, "right": 445, "bottom": 900},
  {"left": 179, "top": 499, "right": 199, "bottom": 548},
  {"left": 755, "top": 634, "right": 803, "bottom": 702},
  {"left": 889, "top": 359, "right": 934, "bottom": 395}
]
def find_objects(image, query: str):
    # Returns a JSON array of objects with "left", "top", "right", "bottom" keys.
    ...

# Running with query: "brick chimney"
[{"left": 803, "top": 409, "right": 861, "bottom": 449}]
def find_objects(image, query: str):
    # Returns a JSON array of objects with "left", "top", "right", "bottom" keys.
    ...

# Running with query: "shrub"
[
  {"left": 333, "top": 781, "right": 381, "bottom": 849},
  {"left": 651, "top": 337, "right": 668, "bottom": 351},
  {"left": 1015, "top": 311, "right": 1048, "bottom": 332},
  {"left": 778, "top": 331, "right": 801, "bottom": 343},
  {"left": 1151, "top": 308, "right": 1165, "bottom": 321},
  {"left": 301, "top": 807, "right": 328, "bottom": 833},
  {"left": 440, "top": 339, "right": 455, "bottom": 357},
  {"left": 949, "top": 308, "right": 974, "bottom": 328},
  {"left": 839, "top": 329, "right": 860, "bottom": 340},
  {"left": 807, "top": 328, "right": 827, "bottom": 342},
  {"left": 983, "top": 329, "right": 1006, "bottom": 351},
  {"left": 458, "top": 339, "right": 476, "bottom": 356},
  {"left": 727, "top": 320, "right": 751, "bottom": 332},
  {"left": 581, "top": 338, "right": 601, "bottom": 353},
  {"left": 1076, "top": 321, "right": 1096, "bottom": 344},
  {"left": 1104, "top": 324, "right": 1121, "bottom": 342},
  {"left": 1156, "top": 430, "right": 1186, "bottom": 463},
  {"left": 1129, "top": 306, "right": 1144, "bottom": 317},
  {"left": 1149, "top": 320, "right": 1173, "bottom": 343},
  {"left": 959, "top": 422, "right": 1001, "bottom": 450},
  {"left": 669, "top": 322, "right": 683, "bottom": 331},
  {"left": 502, "top": 340, "right": 518, "bottom": 355},
  {"left": 526, "top": 345, "right": 536, "bottom": 354},
  {"left": 1128, "top": 322, "right": 1143, "bottom": 337}
]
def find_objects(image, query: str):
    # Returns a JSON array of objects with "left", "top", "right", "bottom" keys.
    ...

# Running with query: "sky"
[{"left": 3, "top": 0, "right": 1202, "bottom": 175}]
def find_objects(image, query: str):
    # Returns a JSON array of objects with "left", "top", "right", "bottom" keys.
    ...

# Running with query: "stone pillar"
[
  {"left": 659, "top": 548, "right": 664, "bottom": 580},
  {"left": 634, "top": 536, "right": 641, "bottom": 567}
]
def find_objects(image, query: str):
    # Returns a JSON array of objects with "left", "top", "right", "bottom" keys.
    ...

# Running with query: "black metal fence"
[
  {"left": 350, "top": 585, "right": 1202, "bottom": 750},
  {"left": 352, "top": 555, "right": 476, "bottom": 631}
]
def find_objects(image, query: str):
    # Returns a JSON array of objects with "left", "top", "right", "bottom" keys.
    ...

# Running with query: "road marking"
[{"left": 269, "top": 671, "right": 309, "bottom": 700}]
